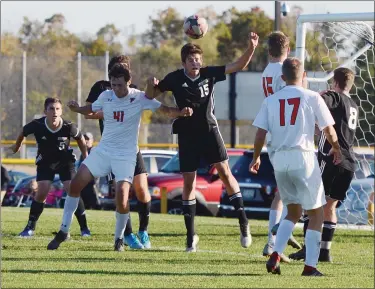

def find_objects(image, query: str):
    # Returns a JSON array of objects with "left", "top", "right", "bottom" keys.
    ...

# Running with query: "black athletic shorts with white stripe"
[
  {"left": 177, "top": 127, "right": 228, "bottom": 172},
  {"left": 318, "top": 153, "right": 354, "bottom": 201}
]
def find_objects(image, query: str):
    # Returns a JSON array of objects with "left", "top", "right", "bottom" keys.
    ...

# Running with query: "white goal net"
[{"left": 296, "top": 13, "right": 374, "bottom": 227}]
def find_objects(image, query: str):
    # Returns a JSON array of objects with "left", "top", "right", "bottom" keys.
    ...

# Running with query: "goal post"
[{"left": 295, "top": 12, "right": 375, "bottom": 227}]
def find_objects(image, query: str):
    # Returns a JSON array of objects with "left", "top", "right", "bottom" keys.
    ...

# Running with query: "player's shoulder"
[
  {"left": 61, "top": 118, "right": 76, "bottom": 128},
  {"left": 92, "top": 80, "right": 111, "bottom": 91},
  {"left": 262, "top": 62, "right": 283, "bottom": 75},
  {"left": 165, "top": 69, "right": 183, "bottom": 79}
]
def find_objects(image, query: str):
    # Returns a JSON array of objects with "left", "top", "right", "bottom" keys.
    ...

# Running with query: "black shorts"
[
  {"left": 178, "top": 127, "right": 228, "bottom": 172},
  {"left": 320, "top": 160, "right": 354, "bottom": 201},
  {"left": 36, "top": 162, "right": 75, "bottom": 182},
  {"left": 107, "top": 151, "right": 147, "bottom": 182}
]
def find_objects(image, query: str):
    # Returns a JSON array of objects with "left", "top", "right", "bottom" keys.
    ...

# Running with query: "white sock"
[
  {"left": 305, "top": 229, "right": 322, "bottom": 268},
  {"left": 268, "top": 210, "right": 282, "bottom": 246},
  {"left": 280, "top": 206, "right": 288, "bottom": 220},
  {"left": 115, "top": 212, "right": 129, "bottom": 240},
  {"left": 60, "top": 196, "right": 79, "bottom": 233},
  {"left": 274, "top": 219, "right": 295, "bottom": 254}
]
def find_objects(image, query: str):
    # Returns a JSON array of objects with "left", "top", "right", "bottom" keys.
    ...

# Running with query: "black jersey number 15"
[{"left": 199, "top": 84, "right": 209, "bottom": 97}]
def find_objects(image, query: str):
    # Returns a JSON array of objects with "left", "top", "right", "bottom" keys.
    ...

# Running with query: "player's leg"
[
  {"left": 178, "top": 133, "right": 200, "bottom": 252},
  {"left": 112, "top": 159, "right": 135, "bottom": 252},
  {"left": 206, "top": 127, "right": 251, "bottom": 248},
  {"left": 264, "top": 192, "right": 283, "bottom": 255},
  {"left": 47, "top": 150, "right": 110, "bottom": 250},
  {"left": 19, "top": 165, "right": 53, "bottom": 237},
  {"left": 320, "top": 167, "right": 354, "bottom": 262}
]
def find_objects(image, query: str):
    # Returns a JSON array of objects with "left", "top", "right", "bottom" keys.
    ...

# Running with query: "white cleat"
[
  {"left": 185, "top": 234, "right": 199, "bottom": 252},
  {"left": 240, "top": 223, "right": 252, "bottom": 248}
]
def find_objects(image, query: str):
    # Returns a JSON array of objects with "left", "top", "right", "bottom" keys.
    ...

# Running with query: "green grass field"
[{"left": 1, "top": 207, "right": 374, "bottom": 288}]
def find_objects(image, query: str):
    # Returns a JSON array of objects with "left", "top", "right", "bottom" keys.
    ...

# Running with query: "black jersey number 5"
[{"left": 199, "top": 84, "right": 209, "bottom": 97}]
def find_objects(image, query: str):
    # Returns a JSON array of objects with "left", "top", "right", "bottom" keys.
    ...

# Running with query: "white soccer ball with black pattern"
[{"left": 183, "top": 15, "right": 208, "bottom": 39}]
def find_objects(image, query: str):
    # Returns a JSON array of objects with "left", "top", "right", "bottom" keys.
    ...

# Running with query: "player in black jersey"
[
  {"left": 146, "top": 32, "right": 259, "bottom": 252},
  {"left": 10, "top": 98, "right": 90, "bottom": 237},
  {"left": 289, "top": 68, "right": 359, "bottom": 262},
  {"left": 85, "top": 55, "right": 152, "bottom": 249}
]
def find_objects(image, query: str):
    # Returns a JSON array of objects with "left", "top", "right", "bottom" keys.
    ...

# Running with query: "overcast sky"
[{"left": 2, "top": 1, "right": 374, "bottom": 37}]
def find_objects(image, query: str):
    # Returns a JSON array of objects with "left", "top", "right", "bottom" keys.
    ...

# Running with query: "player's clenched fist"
[
  {"left": 249, "top": 32, "right": 259, "bottom": 48},
  {"left": 67, "top": 100, "right": 79, "bottom": 112},
  {"left": 180, "top": 107, "right": 193, "bottom": 117}
]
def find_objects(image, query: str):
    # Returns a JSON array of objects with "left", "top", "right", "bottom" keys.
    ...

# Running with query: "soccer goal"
[{"left": 296, "top": 12, "right": 374, "bottom": 228}]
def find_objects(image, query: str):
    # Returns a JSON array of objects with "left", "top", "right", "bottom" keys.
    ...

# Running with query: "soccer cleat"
[
  {"left": 319, "top": 249, "right": 333, "bottom": 262},
  {"left": 301, "top": 266, "right": 324, "bottom": 276},
  {"left": 124, "top": 233, "right": 144, "bottom": 249},
  {"left": 289, "top": 246, "right": 306, "bottom": 261},
  {"left": 81, "top": 228, "right": 91, "bottom": 237},
  {"left": 137, "top": 231, "right": 151, "bottom": 249},
  {"left": 287, "top": 235, "right": 303, "bottom": 250},
  {"left": 114, "top": 238, "right": 124, "bottom": 252},
  {"left": 266, "top": 252, "right": 281, "bottom": 275},
  {"left": 239, "top": 223, "right": 252, "bottom": 248},
  {"left": 186, "top": 234, "right": 199, "bottom": 252},
  {"left": 18, "top": 227, "right": 35, "bottom": 238},
  {"left": 47, "top": 230, "right": 68, "bottom": 250}
]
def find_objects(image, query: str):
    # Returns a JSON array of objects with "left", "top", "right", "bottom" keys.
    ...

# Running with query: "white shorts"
[
  {"left": 272, "top": 150, "right": 326, "bottom": 211},
  {"left": 82, "top": 148, "right": 136, "bottom": 184}
]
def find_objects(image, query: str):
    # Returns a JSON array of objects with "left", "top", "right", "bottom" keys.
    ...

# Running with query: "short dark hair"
[
  {"left": 108, "top": 63, "right": 131, "bottom": 82},
  {"left": 333, "top": 67, "right": 355, "bottom": 91},
  {"left": 44, "top": 97, "right": 62, "bottom": 110},
  {"left": 108, "top": 55, "right": 131, "bottom": 72},
  {"left": 282, "top": 57, "right": 304, "bottom": 81},
  {"left": 181, "top": 43, "right": 203, "bottom": 63},
  {"left": 267, "top": 31, "right": 290, "bottom": 58}
]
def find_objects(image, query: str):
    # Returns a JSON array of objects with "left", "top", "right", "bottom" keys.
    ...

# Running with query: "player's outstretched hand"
[
  {"left": 328, "top": 147, "right": 342, "bottom": 165},
  {"left": 147, "top": 77, "right": 159, "bottom": 88},
  {"left": 249, "top": 32, "right": 259, "bottom": 49},
  {"left": 249, "top": 157, "right": 261, "bottom": 174},
  {"left": 67, "top": 100, "right": 79, "bottom": 112},
  {"left": 8, "top": 144, "right": 18, "bottom": 154},
  {"left": 180, "top": 107, "right": 193, "bottom": 117}
]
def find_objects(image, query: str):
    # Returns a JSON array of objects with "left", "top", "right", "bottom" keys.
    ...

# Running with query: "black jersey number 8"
[{"left": 199, "top": 84, "right": 209, "bottom": 97}]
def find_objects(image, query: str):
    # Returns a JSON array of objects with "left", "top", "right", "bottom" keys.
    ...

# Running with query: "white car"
[{"left": 140, "top": 149, "right": 177, "bottom": 174}]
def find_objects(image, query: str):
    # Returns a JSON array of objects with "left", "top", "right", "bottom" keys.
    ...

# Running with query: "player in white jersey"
[
  {"left": 249, "top": 58, "right": 342, "bottom": 276},
  {"left": 47, "top": 63, "right": 193, "bottom": 251},
  {"left": 259, "top": 32, "right": 302, "bottom": 260}
]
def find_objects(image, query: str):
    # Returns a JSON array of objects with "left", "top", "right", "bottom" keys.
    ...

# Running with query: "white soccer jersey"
[
  {"left": 261, "top": 62, "right": 285, "bottom": 98},
  {"left": 91, "top": 89, "right": 161, "bottom": 157},
  {"left": 253, "top": 85, "right": 335, "bottom": 152}
]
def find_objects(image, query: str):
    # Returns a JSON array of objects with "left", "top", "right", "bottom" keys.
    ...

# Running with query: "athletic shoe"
[
  {"left": 18, "top": 227, "right": 34, "bottom": 238},
  {"left": 289, "top": 246, "right": 306, "bottom": 260},
  {"left": 81, "top": 228, "right": 91, "bottom": 237},
  {"left": 137, "top": 231, "right": 151, "bottom": 249},
  {"left": 114, "top": 238, "right": 124, "bottom": 252},
  {"left": 47, "top": 230, "right": 68, "bottom": 250},
  {"left": 240, "top": 223, "right": 252, "bottom": 248},
  {"left": 186, "top": 234, "right": 199, "bottom": 252},
  {"left": 124, "top": 233, "right": 144, "bottom": 249},
  {"left": 301, "top": 266, "right": 324, "bottom": 276},
  {"left": 266, "top": 252, "right": 281, "bottom": 275}
]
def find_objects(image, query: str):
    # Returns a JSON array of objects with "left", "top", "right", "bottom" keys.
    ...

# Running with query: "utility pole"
[{"left": 275, "top": 1, "right": 281, "bottom": 31}]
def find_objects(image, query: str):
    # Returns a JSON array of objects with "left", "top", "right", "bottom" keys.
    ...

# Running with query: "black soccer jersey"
[
  {"left": 318, "top": 90, "right": 359, "bottom": 171},
  {"left": 86, "top": 80, "right": 138, "bottom": 134},
  {"left": 23, "top": 117, "right": 82, "bottom": 168},
  {"left": 157, "top": 66, "right": 226, "bottom": 134}
]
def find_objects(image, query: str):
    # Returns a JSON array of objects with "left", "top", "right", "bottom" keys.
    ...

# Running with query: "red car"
[{"left": 141, "top": 149, "right": 246, "bottom": 216}]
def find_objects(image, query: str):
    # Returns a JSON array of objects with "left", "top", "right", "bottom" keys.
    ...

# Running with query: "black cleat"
[
  {"left": 47, "top": 230, "right": 68, "bottom": 250},
  {"left": 302, "top": 267, "right": 324, "bottom": 276},
  {"left": 114, "top": 238, "right": 124, "bottom": 252},
  {"left": 289, "top": 245, "right": 306, "bottom": 261},
  {"left": 266, "top": 252, "right": 281, "bottom": 275}
]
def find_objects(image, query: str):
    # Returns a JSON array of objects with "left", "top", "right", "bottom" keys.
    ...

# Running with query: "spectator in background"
[{"left": 1, "top": 165, "right": 10, "bottom": 205}]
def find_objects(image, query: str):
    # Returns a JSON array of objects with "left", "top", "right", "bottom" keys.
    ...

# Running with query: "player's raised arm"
[
  {"left": 157, "top": 105, "right": 193, "bottom": 119},
  {"left": 84, "top": 101, "right": 104, "bottom": 120},
  {"left": 225, "top": 32, "right": 259, "bottom": 74},
  {"left": 67, "top": 101, "right": 94, "bottom": 115},
  {"left": 9, "top": 131, "right": 25, "bottom": 154},
  {"left": 69, "top": 123, "right": 88, "bottom": 159}
]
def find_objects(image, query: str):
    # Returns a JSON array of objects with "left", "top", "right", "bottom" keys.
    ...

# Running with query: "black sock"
[
  {"left": 183, "top": 199, "right": 196, "bottom": 247},
  {"left": 138, "top": 201, "right": 151, "bottom": 232},
  {"left": 302, "top": 214, "right": 309, "bottom": 240},
  {"left": 321, "top": 221, "right": 336, "bottom": 253},
  {"left": 27, "top": 200, "right": 44, "bottom": 230},
  {"left": 229, "top": 192, "right": 248, "bottom": 226},
  {"left": 74, "top": 198, "right": 88, "bottom": 231},
  {"left": 124, "top": 214, "right": 133, "bottom": 236}
]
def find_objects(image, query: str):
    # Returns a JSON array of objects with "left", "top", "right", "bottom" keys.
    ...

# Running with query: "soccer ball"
[{"left": 183, "top": 15, "right": 208, "bottom": 39}]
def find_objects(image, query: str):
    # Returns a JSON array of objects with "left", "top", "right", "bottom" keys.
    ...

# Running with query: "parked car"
[
  {"left": 99, "top": 149, "right": 177, "bottom": 209},
  {"left": 144, "top": 149, "right": 246, "bottom": 216},
  {"left": 218, "top": 149, "right": 276, "bottom": 219}
]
